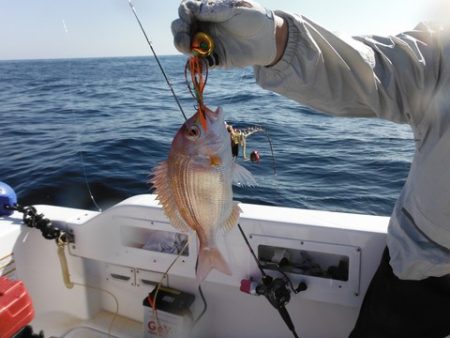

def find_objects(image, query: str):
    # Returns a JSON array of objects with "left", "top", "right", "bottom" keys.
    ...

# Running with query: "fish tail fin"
[{"left": 196, "top": 247, "right": 231, "bottom": 282}]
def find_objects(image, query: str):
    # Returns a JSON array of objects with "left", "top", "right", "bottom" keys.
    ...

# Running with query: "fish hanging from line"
[{"left": 151, "top": 106, "right": 256, "bottom": 282}]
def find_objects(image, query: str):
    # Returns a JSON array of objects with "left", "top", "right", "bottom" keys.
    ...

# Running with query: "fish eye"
[{"left": 187, "top": 125, "right": 201, "bottom": 140}]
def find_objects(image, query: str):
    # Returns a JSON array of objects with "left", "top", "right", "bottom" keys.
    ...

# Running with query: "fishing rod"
[
  {"left": 127, "top": 0, "right": 188, "bottom": 122},
  {"left": 237, "top": 223, "right": 305, "bottom": 338}
]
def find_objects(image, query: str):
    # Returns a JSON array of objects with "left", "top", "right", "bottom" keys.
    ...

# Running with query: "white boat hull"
[{"left": 0, "top": 194, "right": 388, "bottom": 337}]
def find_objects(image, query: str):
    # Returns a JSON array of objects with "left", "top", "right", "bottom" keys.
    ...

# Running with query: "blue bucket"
[{"left": 0, "top": 182, "right": 17, "bottom": 216}]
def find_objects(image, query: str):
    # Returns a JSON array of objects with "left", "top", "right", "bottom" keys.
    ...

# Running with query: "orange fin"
[
  {"left": 196, "top": 247, "right": 231, "bottom": 282},
  {"left": 150, "top": 161, "right": 190, "bottom": 232}
]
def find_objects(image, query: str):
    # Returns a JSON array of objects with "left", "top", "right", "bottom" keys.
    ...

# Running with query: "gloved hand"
[{"left": 172, "top": 0, "right": 279, "bottom": 68}]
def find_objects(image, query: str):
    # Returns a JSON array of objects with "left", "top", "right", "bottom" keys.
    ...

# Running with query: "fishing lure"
[
  {"left": 226, "top": 124, "right": 264, "bottom": 160},
  {"left": 184, "top": 32, "right": 215, "bottom": 131},
  {"left": 226, "top": 123, "right": 277, "bottom": 174}
]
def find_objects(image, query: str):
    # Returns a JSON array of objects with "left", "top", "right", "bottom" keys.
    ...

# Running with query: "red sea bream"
[{"left": 151, "top": 106, "right": 256, "bottom": 281}]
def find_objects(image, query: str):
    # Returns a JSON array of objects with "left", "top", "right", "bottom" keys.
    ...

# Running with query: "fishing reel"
[
  {"left": 240, "top": 274, "right": 307, "bottom": 338},
  {"left": 241, "top": 275, "right": 307, "bottom": 308},
  {"left": 258, "top": 275, "right": 307, "bottom": 309},
  {"left": 236, "top": 224, "right": 304, "bottom": 337}
]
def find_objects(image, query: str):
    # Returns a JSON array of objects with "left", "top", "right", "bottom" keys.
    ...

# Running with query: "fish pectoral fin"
[
  {"left": 232, "top": 162, "right": 257, "bottom": 187},
  {"left": 222, "top": 202, "right": 241, "bottom": 232},
  {"left": 196, "top": 246, "right": 232, "bottom": 282},
  {"left": 151, "top": 161, "right": 190, "bottom": 232}
]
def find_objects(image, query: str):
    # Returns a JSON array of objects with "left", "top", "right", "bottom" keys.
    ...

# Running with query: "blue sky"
[{"left": 0, "top": 0, "right": 443, "bottom": 60}]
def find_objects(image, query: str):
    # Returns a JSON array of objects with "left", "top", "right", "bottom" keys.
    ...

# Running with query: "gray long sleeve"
[{"left": 255, "top": 12, "right": 445, "bottom": 127}]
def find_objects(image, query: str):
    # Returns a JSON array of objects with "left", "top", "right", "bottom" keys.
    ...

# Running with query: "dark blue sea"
[{"left": 1, "top": 56, "right": 415, "bottom": 216}]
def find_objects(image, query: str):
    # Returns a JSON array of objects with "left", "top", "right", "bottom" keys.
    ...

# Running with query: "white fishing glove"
[{"left": 172, "top": 0, "right": 278, "bottom": 68}]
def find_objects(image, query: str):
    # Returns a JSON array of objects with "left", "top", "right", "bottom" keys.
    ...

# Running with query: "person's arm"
[
  {"left": 268, "top": 15, "right": 288, "bottom": 66},
  {"left": 256, "top": 12, "right": 444, "bottom": 125},
  {"left": 172, "top": 1, "right": 445, "bottom": 126}
]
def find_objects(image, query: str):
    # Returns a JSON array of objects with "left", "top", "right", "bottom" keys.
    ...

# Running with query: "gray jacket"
[{"left": 255, "top": 11, "right": 450, "bottom": 280}]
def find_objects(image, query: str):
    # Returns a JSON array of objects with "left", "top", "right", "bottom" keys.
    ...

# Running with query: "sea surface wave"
[{"left": 1, "top": 56, "right": 415, "bottom": 216}]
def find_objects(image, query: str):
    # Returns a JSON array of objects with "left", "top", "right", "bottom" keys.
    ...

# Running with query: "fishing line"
[
  {"left": 237, "top": 223, "right": 266, "bottom": 277},
  {"left": 80, "top": 150, "right": 102, "bottom": 211},
  {"left": 193, "top": 284, "right": 207, "bottom": 326},
  {"left": 265, "top": 130, "right": 277, "bottom": 175},
  {"left": 150, "top": 240, "right": 189, "bottom": 334},
  {"left": 62, "top": 19, "right": 102, "bottom": 212},
  {"left": 71, "top": 282, "right": 119, "bottom": 337},
  {"left": 60, "top": 244, "right": 120, "bottom": 337},
  {"left": 220, "top": 67, "right": 278, "bottom": 176},
  {"left": 127, "top": 0, "right": 188, "bottom": 122},
  {"left": 149, "top": 237, "right": 209, "bottom": 335},
  {"left": 255, "top": 124, "right": 277, "bottom": 176},
  {"left": 260, "top": 126, "right": 283, "bottom": 207}
]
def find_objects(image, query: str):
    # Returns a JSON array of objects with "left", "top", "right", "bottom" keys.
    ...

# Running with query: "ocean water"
[{"left": 1, "top": 56, "right": 415, "bottom": 216}]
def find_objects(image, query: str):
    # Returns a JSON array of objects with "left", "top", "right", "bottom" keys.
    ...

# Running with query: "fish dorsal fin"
[
  {"left": 151, "top": 161, "right": 190, "bottom": 232},
  {"left": 232, "top": 162, "right": 257, "bottom": 187},
  {"left": 222, "top": 202, "right": 241, "bottom": 232}
]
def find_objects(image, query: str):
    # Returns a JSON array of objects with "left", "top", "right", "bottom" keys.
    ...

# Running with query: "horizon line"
[{"left": 0, "top": 53, "right": 182, "bottom": 62}]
